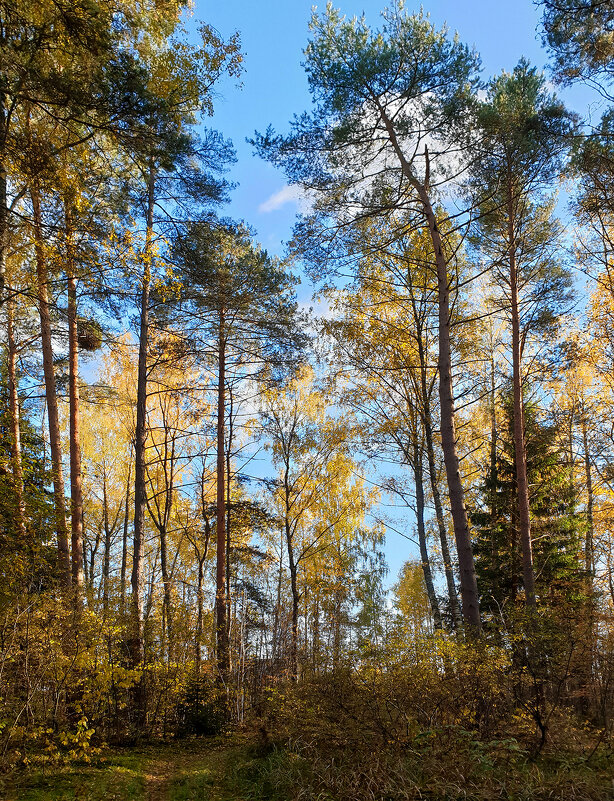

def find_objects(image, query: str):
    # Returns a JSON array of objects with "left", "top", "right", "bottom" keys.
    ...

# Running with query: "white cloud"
[{"left": 258, "top": 184, "right": 309, "bottom": 213}]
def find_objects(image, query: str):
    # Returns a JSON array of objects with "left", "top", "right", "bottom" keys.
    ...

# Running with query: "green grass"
[
  {"left": 1, "top": 739, "right": 252, "bottom": 801},
  {"left": 167, "top": 740, "right": 251, "bottom": 801},
  {"left": 2, "top": 751, "right": 146, "bottom": 801},
  {"left": 3, "top": 736, "right": 613, "bottom": 801}
]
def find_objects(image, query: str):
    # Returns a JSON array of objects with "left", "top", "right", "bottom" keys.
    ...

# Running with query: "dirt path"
[
  {"left": 143, "top": 740, "right": 248, "bottom": 801},
  {"left": 143, "top": 755, "right": 174, "bottom": 800},
  {"left": 6, "top": 737, "right": 252, "bottom": 800}
]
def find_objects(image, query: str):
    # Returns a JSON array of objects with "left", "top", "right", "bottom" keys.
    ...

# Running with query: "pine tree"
[{"left": 472, "top": 394, "right": 583, "bottom": 622}]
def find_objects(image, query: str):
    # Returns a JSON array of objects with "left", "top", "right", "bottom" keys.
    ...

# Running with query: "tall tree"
[
  {"left": 471, "top": 60, "right": 575, "bottom": 608},
  {"left": 125, "top": 27, "right": 241, "bottom": 679},
  {"left": 325, "top": 223, "right": 464, "bottom": 629},
  {"left": 254, "top": 5, "right": 482, "bottom": 630},
  {"left": 170, "top": 220, "right": 305, "bottom": 677}
]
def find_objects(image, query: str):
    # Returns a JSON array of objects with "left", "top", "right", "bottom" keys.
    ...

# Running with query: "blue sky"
[
  {"left": 182, "top": 1, "right": 603, "bottom": 583},
  {"left": 194, "top": 0, "right": 601, "bottom": 256}
]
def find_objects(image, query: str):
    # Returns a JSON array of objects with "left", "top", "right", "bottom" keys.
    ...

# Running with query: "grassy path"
[{"left": 4, "top": 737, "right": 252, "bottom": 801}]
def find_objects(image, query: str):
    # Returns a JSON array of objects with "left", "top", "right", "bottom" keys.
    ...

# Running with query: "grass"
[
  {"left": 5, "top": 731, "right": 612, "bottom": 801},
  {"left": 2, "top": 751, "right": 146, "bottom": 801},
  {"left": 2, "top": 737, "right": 252, "bottom": 801}
]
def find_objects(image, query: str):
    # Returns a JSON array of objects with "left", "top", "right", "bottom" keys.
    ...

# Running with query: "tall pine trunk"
[
  {"left": 377, "top": 102, "right": 480, "bottom": 631},
  {"left": 413, "top": 295, "right": 462, "bottom": 630},
  {"left": 32, "top": 183, "right": 71, "bottom": 587},
  {"left": 413, "top": 181, "right": 481, "bottom": 632},
  {"left": 120, "top": 458, "right": 131, "bottom": 615},
  {"left": 215, "top": 316, "right": 229, "bottom": 678},
  {"left": 131, "top": 160, "right": 156, "bottom": 668},
  {"left": 65, "top": 205, "right": 84, "bottom": 590},
  {"left": 413, "top": 436, "right": 442, "bottom": 630},
  {"left": 581, "top": 409, "right": 595, "bottom": 580},
  {"left": 7, "top": 284, "right": 27, "bottom": 540},
  {"left": 195, "top": 516, "right": 210, "bottom": 668},
  {"left": 507, "top": 184, "right": 536, "bottom": 610},
  {"left": 0, "top": 92, "right": 7, "bottom": 297}
]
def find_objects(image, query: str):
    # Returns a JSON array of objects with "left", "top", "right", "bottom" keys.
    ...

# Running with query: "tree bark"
[
  {"left": 215, "top": 315, "right": 229, "bottom": 678},
  {"left": 376, "top": 102, "right": 480, "bottom": 631},
  {"left": 7, "top": 284, "right": 27, "bottom": 540},
  {"left": 284, "top": 468, "right": 300, "bottom": 681},
  {"left": 31, "top": 183, "right": 71, "bottom": 587},
  {"left": 582, "top": 410, "right": 595, "bottom": 579},
  {"left": 102, "top": 468, "right": 111, "bottom": 613},
  {"left": 420, "top": 186, "right": 481, "bottom": 632},
  {"left": 65, "top": 206, "right": 84, "bottom": 590},
  {"left": 146, "top": 416, "right": 176, "bottom": 661},
  {"left": 272, "top": 528, "right": 284, "bottom": 664},
  {"left": 413, "top": 437, "right": 442, "bottom": 630},
  {"left": 507, "top": 183, "right": 536, "bottom": 610},
  {"left": 413, "top": 294, "right": 463, "bottom": 630},
  {"left": 225, "top": 387, "right": 233, "bottom": 665},
  {"left": 0, "top": 92, "right": 7, "bottom": 297},
  {"left": 131, "top": 160, "right": 156, "bottom": 670},
  {"left": 195, "top": 516, "right": 210, "bottom": 668},
  {"left": 120, "top": 458, "right": 131, "bottom": 615}
]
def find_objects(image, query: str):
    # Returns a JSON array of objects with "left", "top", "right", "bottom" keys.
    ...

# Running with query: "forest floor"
[{"left": 3, "top": 736, "right": 251, "bottom": 801}]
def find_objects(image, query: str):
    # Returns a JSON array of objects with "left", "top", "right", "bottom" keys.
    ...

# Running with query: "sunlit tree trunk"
[
  {"left": 423, "top": 191, "right": 481, "bottom": 633},
  {"left": 65, "top": 205, "right": 84, "bottom": 590},
  {"left": 581, "top": 409, "right": 595, "bottom": 580},
  {"left": 225, "top": 387, "right": 233, "bottom": 667},
  {"left": 377, "top": 105, "right": 480, "bottom": 631},
  {"left": 413, "top": 437, "right": 442, "bottom": 630},
  {"left": 0, "top": 93, "right": 7, "bottom": 296},
  {"left": 32, "top": 183, "right": 71, "bottom": 587},
  {"left": 413, "top": 296, "right": 462, "bottom": 630},
  {"left": 120, "top": 458, "right": 131, "bottom": 615},
  {"left": 507, "top": 182, "right": 536, "bottom": 610},
  {"left": 6, "top": 282, "right": 27, "bottom": 540},
  {"left": 215, "top": 316, "right": 229, "bottom": 678},
  {"left": 131, "top": 159, "right": 156, "bottom": 670},
  {"left": 195, "top": 516, "right": 210, "bottom": 668}
]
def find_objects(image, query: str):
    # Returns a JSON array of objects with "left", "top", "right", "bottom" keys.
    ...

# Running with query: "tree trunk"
[
  {"left": 148, "top": 427, "right": 175, "bottom": 662},
  {"left": 419, "top": 185, "right": 481, "bottom": 632},
  {"left": 66, "top": 206, "right": 84, "bottom": 590},
  {"left": 313, "top": 594, "right": 320, "bottom": 672},
  {"left": 129, "top": 160, "right": 155, "bottom": 729},
  {"left": 131, "top": 160, "right": 155, "bottom": 671},
  {"left": 215, "top": 317, "right": 229, "bottom": 678},
  {"left": 285, "top": 517, "right": 300, "bottom": 680},
  {"left": 195, "top": 516, "right": 210, "bottom": 668},
  {"left": 225, "top": 388, "right": 233, "bottom": 666},
  {"left": 0, "top": 93, "right": 7, "bottom": 297},
  {"left": 414, "top": 304, "right": 462, "bottom": 630},
  {"left": 159, "top": 520, "right": 170, "bottom": 660},
  {"left": 120, "top": 459, "right": 131, "bottom": 615},
  {"left": 507, "top": 185, "right": 536, "bottom": 610},
  {"left": 7, "top": 284, "right": 27, "bottom": 540},
  {"left": 102, "top": 469, "right": 111, "bottom": 614},
  {"left": 413, "top": 437, "right": 442, "bottom": 630},
  {"left": 31, "top": 183, "right": 71, "bottom": 587},
  {"left": 489, "top": 351, "right": 498, "bottom": 530},
  {"left": 375, "top": 104, "right": 480, "bottom": 631},
  {"left": 582, "top": 410, "right": 595, "bottom": 579},
  {"left": 272, "top": 528, "right": 284, "bottom": 664}
]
